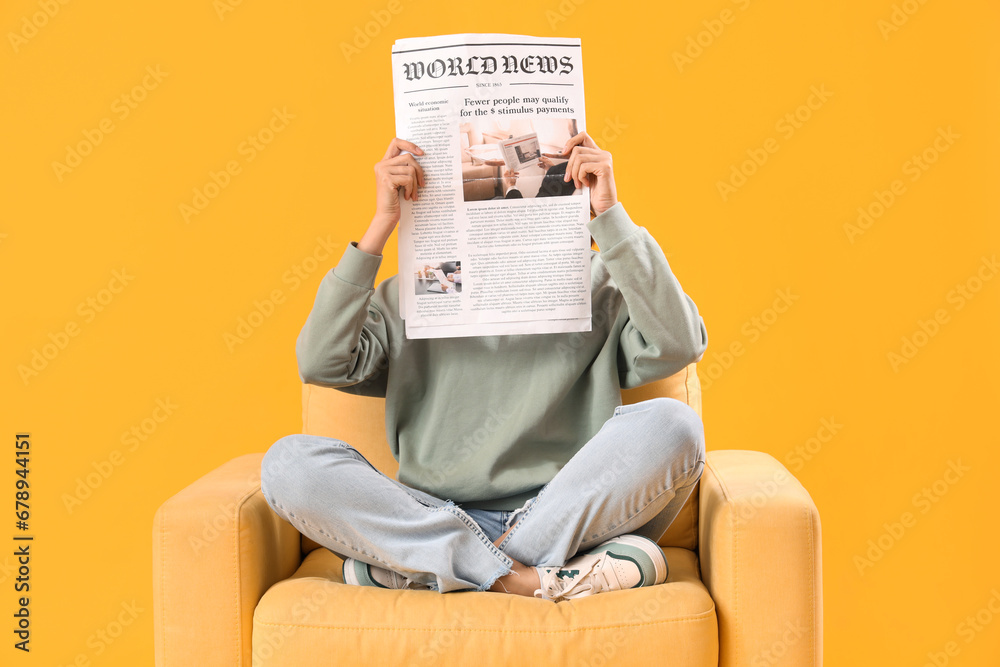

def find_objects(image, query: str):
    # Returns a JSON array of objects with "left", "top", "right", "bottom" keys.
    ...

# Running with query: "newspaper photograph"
[{"left": 391, "top": 33, "right": 592, "bottom": 339}]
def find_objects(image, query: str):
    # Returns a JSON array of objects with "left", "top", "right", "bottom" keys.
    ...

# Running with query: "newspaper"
[{"left": 390, "top": 33, "right": 592, "bottom": 339}]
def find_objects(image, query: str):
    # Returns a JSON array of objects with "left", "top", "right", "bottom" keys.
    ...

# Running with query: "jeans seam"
[
  {"left": 497, "top": 484, "right": 550, "bottom": 552},
  {"left": 272, "top": 496, "right": 513, "bottom": 590},
  {"left": 438, "top": 504, "right": 514, "bottom": 570},
  {"left": 274, "top": 436, "right": 513, "bottom": 591},
  {"left": 496, "top": 404, "right": 631, "bottom": 549}
]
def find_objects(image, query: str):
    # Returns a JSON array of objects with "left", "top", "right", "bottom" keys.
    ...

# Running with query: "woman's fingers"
[
  {"left": 577, "top": 160, "right": 604, "bottom": 188},
  {"left": 370, "top": 138, "right": 425, "bottom": 227},
  {"left": 385, "top": 164, "right": 421, "bottom": 185},
  {"left": 561, "top": 132, "right": 604, "bottom": 187},
  {"left": 383, "top": 137, "right": 424, "bottom": 160},
  {"left": 562, "top": 131, "right": 600, "bottom": 155},
  {"left": 563, "top": 146, "right": 601, "bottom": 180},
  {"left": 565, "top": 150, "right": 607, "bottom": 188},
  {"left": 386, "top": 168, "right": 419, "bottom": 200},
  {"left": 379, "top": 168, "right": 418, "bottom": 201},
  {"left": 391, "top": 172, "right": 414, "bottom": 201},
  {"left": 571, "top": 155, "right": 595, "bottom": 188},
  {"left": 384, "top": 153, "right": 426, "bottom": 187}
]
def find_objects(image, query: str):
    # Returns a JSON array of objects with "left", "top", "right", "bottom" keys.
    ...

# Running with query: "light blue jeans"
[{"left": 260, "top": 397, "right": 706, "bottom": 594}]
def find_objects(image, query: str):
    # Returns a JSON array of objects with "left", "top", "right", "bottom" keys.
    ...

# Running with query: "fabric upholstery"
[
  {"left": 152, "top": 454, "right": 300, "bottom": 666},
  {"left": 252, "top": 546, "right": 718, "bottom": 666},
  {"left": 699, "top": 450, "right": 823, "bottom": 667},
  {"left": 152, "top": 361, "right": 823, "bottom": 666}
]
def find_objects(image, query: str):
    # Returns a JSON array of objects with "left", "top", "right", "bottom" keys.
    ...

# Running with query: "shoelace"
[
  {"left": 377, "top": 565, "right": 428, "bottom": 590},
  {"left": 537, "top": 553, "right": 611, "bottom": 601},
  {"left": 396, "top": 573, "right": 430, "bottom": 590}
]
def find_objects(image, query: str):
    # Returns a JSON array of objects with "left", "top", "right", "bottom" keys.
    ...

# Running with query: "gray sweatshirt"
[{"left": 296, "top": 202, "right": 708, "bottom": 510}]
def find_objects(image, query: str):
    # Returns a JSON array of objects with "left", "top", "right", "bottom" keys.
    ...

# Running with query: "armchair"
[{"left": 153, "top": 362, "right": 822, "bottom": 666}]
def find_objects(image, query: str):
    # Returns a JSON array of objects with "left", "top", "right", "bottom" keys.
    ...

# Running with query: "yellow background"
[{"left": 3, "top": 0, "right": 999, "bottom": 664}]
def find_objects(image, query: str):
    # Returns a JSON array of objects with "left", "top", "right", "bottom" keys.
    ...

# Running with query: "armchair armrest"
[
  {"left": 153, "top": 453, "right": 302, "bottom": 666},
  {"left": 699, "top": 450, "right": 823, "bottom": 667}
]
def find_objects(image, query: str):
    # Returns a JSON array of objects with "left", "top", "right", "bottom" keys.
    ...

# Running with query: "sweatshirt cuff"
[
  {"left": 586, "top": 202, "right": 639, "bottom": 250},
  {"left": 333, "top": 242, "right": 383, "bottom": 289}
]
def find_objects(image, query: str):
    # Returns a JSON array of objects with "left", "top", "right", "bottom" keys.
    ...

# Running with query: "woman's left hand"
[{"left": 559, "top": 131, "right": 619, "bottom": 216}]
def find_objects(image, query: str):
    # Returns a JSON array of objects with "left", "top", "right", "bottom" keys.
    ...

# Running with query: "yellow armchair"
[{"left": 153, "top": 363, "right": 822, "bottom": 666}]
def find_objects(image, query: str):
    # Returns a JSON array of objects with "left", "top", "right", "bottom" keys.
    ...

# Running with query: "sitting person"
[{"left": 260, "top": 131, "right": 708, "bottom": 602}]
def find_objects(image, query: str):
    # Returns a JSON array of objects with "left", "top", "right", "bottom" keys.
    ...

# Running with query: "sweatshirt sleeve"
[
  {"left": 295, "top": 242, "right": 391, "bottom": 392},
  {"left": 587, "top": 203, "right": 709, "bottom": 390}
]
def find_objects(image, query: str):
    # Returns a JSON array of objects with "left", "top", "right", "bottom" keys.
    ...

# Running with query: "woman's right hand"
[
  {"left": 359, "top": 138, "right": 426, "bottom": 255},
  {"left": 373, "top": 138, "right": 425, "bottom": 226}
]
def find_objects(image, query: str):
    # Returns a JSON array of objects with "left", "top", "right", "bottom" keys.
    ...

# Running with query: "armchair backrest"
[{"left": 301, "top": 362, "right": 702, "bottom": 553}]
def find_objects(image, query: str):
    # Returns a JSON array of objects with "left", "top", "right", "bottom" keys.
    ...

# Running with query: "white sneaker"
[
  {"left": 534, "top": 534, "right": 669, "bottom": 602},
  {"left": 342, "top": 558, "right": 433, "bottom": 590}
]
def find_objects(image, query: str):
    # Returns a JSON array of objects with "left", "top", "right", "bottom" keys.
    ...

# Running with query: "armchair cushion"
[{"left": 252, "top": 544, "right": 717, "bottom": 666}]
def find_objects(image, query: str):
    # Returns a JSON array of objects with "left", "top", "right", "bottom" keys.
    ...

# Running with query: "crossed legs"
[{"left": 260, "top": 397, "right": 706, "bottom": 596}]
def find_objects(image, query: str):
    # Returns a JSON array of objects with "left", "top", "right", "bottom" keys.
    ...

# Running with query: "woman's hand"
[
  {"left": 372, "top": 137, "right": 425, "bottom": 225},
  {"left": 558, "top": 131, "right": 618, "bottom": 216},
  {"left": 359, "top": 138, "right": 425, "bottom": 255}
]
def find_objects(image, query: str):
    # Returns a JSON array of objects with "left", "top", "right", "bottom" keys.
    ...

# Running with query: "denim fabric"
[
  {"left": 260, "top": 397, "right": 706, "bottom": 594},
  {"left": 459, "top": 507, "right": 517, "bottom": 545}
]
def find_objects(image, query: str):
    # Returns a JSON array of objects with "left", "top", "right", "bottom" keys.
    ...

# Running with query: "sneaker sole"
[
  {"left": 342, "top": 558, "right": 386, "bottom": 587},
  {"left": 591, "top": 534, "right": 668, "bottom": 585},
  {"left": 342, "top": 558, "right": 361, "bottom": 586}
]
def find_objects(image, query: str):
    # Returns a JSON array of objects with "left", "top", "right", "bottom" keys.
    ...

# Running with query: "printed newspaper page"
[{"left": 391, "top": 33, "right": 592, "bottom": 339}]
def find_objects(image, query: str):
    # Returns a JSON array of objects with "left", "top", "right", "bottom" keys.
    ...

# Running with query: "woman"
[{"left": 260, "top": 132, "right": 708, "bottom": 602}]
